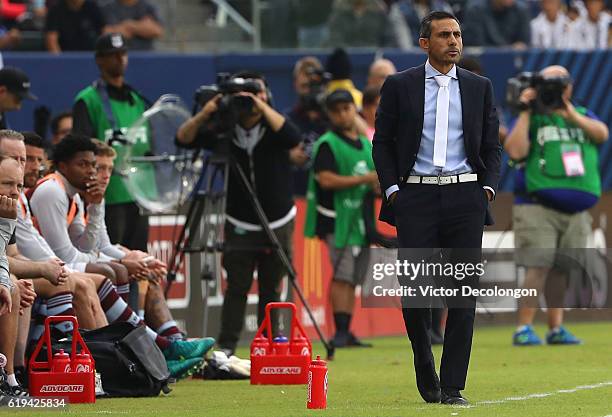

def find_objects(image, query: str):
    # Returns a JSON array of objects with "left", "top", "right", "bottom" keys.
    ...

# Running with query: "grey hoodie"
[{"left": 0, "top": 217, "right": 15, "bottom": 290}]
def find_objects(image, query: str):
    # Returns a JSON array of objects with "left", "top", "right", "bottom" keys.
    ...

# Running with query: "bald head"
[
  {"left": 540, "top": 65, "right": 570, "bottom": 79},
  {"left": 0, "top": 156, "right": 23, "bottom": 200},
  {"left": 367, "top": 59, "right": 397, "bottom": 90},
  {"left": 540, "top": 65, "right": 573, "bottom": 100}
]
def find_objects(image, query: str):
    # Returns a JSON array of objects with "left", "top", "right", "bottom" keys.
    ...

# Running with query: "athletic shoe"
[
  {"left": 0, "top": 371, "right": 29, "bottom": 398},
  {"left": 13, "top": 366, "right": 27, "bottom": 388},
  {"left": 546, "top": 326, "right": 582, "bottom": 345},
  {"left": 166, "top": 357, "right": 204, "bottom": 379},
  {"left": 228, "top": 355, "right": 251, "bottom": 378},
  {"left": 331, "top": 332, "right": 349, "bottom": 348},
  {"left": 347, "top": 332, "right": 373, "bottom": 348},
  {"left": 4, "top": 384, "right": 28, "bottom": 397},
  {"left": 163, "top": 338, "right": 215, "bottom": 361},
  {"left": 218, "top": 347, "right": 235, "bottom": 358},
  {"left": 0, "top": 391, "right": 19, "bottom": 407},
  {"left": 512, "top": 325, "right": 543, "bottom": 346}
]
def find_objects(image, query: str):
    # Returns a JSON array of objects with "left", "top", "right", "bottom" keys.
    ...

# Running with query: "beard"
[{"left": 24, "top": 173, "right": 39, "bottom": 189}]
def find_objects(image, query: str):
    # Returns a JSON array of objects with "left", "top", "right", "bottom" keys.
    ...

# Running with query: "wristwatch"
[{"left": 517, "top": 101, "right": 531, "bottom": 112}]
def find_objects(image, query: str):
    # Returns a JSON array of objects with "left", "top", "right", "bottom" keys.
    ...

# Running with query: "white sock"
[{"left": 7, "top": 373, "right": 18, "bottom": 387}]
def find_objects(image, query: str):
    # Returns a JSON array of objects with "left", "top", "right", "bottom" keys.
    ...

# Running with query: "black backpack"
[{"left": 34, "top": 323, "right": 171, "bottom": 397}]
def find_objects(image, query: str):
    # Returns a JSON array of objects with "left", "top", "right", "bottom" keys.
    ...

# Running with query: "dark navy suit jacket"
[{"left": 372, "top": 63, "right": 502, "bottom": 226}]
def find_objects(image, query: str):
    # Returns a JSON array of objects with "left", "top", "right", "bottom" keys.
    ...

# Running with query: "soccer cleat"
[
  {"left": 166, "top": 357, "right": 204, "bottom": 379},
  {"left": 546, "top": 326, "right": 582, "bottom": 345},
  {"left": 163, "top": 338, "right": 215, "bottom": 361},
  {"left": 0, "top": 370, "right": 29, "bottom": 398},
  {"left": 512, "top": 325, "right": 543, "bottom": 346},
  {"left": 0, "top": 391, "right": 19, "bottom": 407},
  {"left": 4, "top": 384, "right": 28, "bottom": 397},
  {"left": 14, "top": 366, "right": 27, "bottom": 389}
]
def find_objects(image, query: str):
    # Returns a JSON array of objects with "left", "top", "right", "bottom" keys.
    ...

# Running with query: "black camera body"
[
  {"left": 299, "top": 68, "right": 332, "bottom": 113},
  {"left": 194, "top": 73, "right": 264, "bottom": 134},
  {"left": 506, "top": 72, "right": 570, "bottom": 114}
]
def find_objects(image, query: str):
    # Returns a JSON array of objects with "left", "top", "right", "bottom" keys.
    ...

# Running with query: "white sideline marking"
[{"left": 477, "top": 381, "right": 612, "bottom": 406}]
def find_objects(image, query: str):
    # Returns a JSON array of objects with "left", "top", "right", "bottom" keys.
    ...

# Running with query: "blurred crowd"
[
  {"left": 0, "top": 0, "right": 163, "bottom": 52},
  {"left": 1, "top": 0, "right": 609, "bottom": 53},
  {"left": 245, "top": 0, "right": 612, "bottom": 49}
]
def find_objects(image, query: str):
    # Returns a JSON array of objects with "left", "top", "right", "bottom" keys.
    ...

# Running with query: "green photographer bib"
[
  {"left": 304, "top": 131, "right": 374, "bottom": 248},
  {"left": 75, "top": 86, "right": 157, "bottom": 205},
  {"left": 525, "top": 107, "right": 601, "bottom": 198}
]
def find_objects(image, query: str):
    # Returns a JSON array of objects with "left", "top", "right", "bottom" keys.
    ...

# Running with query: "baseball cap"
[
  {"left": 95, "top": 33, "right": 127, "bottom": 56},
  {"left": 0, "top": 67, "right": 37, "bottom": 101},
  {"left": 325, "top": 89, "right": 354, "bottom": 108}
]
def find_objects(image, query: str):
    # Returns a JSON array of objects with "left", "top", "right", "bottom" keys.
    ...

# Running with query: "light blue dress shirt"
[
  {"left": 384, "top": 61, "right": 494, "bottom": 200},
  {"left": 412, "top": 60, "right": 472, "bottom": 176}
]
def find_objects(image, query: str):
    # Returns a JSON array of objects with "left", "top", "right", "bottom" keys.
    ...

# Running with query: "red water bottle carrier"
[
  {"left": 250, "top": 302, "right": 312, "bottom": 385},
  {"left": 28, "top": 316, "right": 96, "bottom": 403}
]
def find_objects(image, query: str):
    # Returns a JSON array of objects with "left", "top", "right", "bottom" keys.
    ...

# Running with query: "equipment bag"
[{"left": 34, "top": 322, "right": 171, "bottom": 397}]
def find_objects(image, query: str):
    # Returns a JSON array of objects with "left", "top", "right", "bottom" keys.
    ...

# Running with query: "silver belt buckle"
[{"left": 437, "top": 172, "right": 442, "bottom": 185}]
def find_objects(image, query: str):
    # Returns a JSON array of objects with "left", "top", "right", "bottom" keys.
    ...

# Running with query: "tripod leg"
[
  {"left": 166, "top": 159, "right": 220, "bottom": 298},
  {"left": 165, "top": 193, "right": 202, "bottom": 298}
]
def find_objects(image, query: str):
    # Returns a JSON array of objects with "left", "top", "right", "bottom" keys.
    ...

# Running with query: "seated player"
[
  {"left": 27, "top": 133, "right": 186, "bottom": 341},
  {"left": 26, "top": 133, "right": 214, "bottom": 366},
  {"left": 70, "top": 139, "right": 186, "bottom": 341}
]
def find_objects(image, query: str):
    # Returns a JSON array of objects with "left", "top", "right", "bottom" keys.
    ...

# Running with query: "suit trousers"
[{"left": 393, "top": 181, "right": 487, "bottom": 390}]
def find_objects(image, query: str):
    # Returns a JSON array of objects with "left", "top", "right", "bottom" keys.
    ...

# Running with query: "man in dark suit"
[{"left": 372, "top": 11, "right": 501, "bottom": 405}]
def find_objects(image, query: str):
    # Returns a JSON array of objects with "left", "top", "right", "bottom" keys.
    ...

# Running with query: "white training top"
[{"left": 28, "top": 172, "right": 104, "bottom": 265}]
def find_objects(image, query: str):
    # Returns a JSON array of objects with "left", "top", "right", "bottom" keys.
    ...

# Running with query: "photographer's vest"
[
  {"left": 25, "top": 173, "right": 79, "bottom": 236},
  {"left": 524, "top": 106, "right": 601, "bottom": 211},
  {"left": 304, "top": 131, "right": 374, "bottom": 248},
  {"left": 75, "top": 85, "right": 153, "bottom": 205}
]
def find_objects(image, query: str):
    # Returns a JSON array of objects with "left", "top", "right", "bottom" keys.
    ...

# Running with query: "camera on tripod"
[
  {"left": 193, "top": 73, "right": 264, "bottom": 134},
  {"left": 506, "top": 72, "right": 570, "bottom": 114},
  {"left": 299, "top": 67, "right": 331, "bottom": 113}
]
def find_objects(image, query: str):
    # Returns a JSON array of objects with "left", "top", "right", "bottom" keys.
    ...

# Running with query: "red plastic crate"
[
  {"left": 29, "top": 316, "right": 96, "bottom": 404},
  {"left": 250, "top": 302, "right": 312, "bottom": 385}
]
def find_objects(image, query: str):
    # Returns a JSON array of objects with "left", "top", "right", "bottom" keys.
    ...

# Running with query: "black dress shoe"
[
  {"left": 415, "top": 362, "right": 441, "bottom": 403},
  {"left": 441, "top": 390, "right": 469, "bottom": 405}
]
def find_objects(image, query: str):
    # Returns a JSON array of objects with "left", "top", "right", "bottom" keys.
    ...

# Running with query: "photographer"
[
  {"left": 286, "top": 56, "right": 330, "bottom": 195},
  {"left": 176, "top": 71, "right": 301, "bottom": 356},
  {"left": 504, "top": 65, "right": 608, "bottom": 346}
]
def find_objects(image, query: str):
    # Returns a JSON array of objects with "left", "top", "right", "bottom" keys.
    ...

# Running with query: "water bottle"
[
  {"left": 52, "top": 349, "right": 71, "bottom": 373},
  {"left": 272, "top": 335, "right": 289, "bottom": 355},
  {"left": 307, "top": 355, "right": 328, "bottom": 409},
  {"left": 72, "top": 352, "right": 93, "bottom": 373}
]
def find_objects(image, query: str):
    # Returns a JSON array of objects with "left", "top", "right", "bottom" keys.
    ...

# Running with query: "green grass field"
[{"left": 3, "top": 322, "right": 612, "bottom": 417}]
